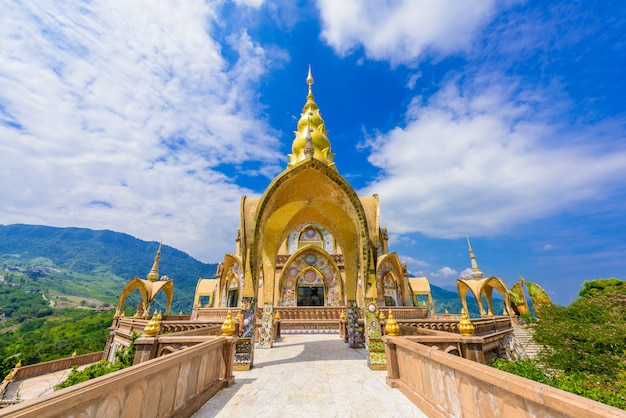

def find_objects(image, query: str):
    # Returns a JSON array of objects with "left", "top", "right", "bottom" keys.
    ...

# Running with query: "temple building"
[{"left": 197, "top": 67, "right": 426, "bottom": 368}]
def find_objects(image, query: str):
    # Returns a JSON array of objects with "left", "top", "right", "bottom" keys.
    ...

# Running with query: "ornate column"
[
  {"left": 257, "top": 303, "right": 274, "bottom": 348},
  {"left": 347, "top": 300, "right": 364, "bottom": 348},
  {"left": 234, "top": 296, "right": 256, "bottom": 370},
  {"left": 365, "top": 298, "right": 386, "bottom": 369}
]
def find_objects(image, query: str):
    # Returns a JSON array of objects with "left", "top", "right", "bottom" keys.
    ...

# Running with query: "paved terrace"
[{"left": 193, "top": 334, "right": 426, "bottom": 418}]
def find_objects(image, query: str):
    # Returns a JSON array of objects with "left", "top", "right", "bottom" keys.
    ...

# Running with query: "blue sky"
[{"left": 1, "top": 1, "right": 625, "bottom": 305}]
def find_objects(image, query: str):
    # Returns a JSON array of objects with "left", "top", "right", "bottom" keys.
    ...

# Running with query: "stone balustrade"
[
  {"left": 274, "top": 306, "right": 347, "bottom": 320},
  {"left": 2, "top": 336, "right": 238, "bottom": 418},
  {"left": 10, "top": 352, "right": 104, "bottom": 381},
  {"left": 383, "top": 335, "right": 626, "bottom": 418}
]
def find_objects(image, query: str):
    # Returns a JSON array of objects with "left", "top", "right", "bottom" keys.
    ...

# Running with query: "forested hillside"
[{"left": 0, "top": 224, "right": 218, "bottom": 312}]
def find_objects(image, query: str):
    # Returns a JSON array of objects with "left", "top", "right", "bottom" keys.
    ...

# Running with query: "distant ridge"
[
  {"left": 0, "top": 224, "right": 217, "bottom": 311},
  {"left": 0, "top": 224, "right": 497, "bottom": 316}
]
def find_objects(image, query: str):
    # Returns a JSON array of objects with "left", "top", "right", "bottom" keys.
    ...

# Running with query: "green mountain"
[
  {"left": 0, "top": 223, "right": 498, "bottom": 317},
  {"left": 0, "top": 224, "right": 217, "bottom": 313}
]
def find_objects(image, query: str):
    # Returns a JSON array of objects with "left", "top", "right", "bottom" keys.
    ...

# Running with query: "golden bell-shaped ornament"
[
  {"left": 385, "top": 310, "right": 400, "bottom": 336},
  {"left": 221, "top": 309, "right": 237, "bottom": 336},
  {"left": 459, "top": 309, "right": 475, "bottom": 336}
]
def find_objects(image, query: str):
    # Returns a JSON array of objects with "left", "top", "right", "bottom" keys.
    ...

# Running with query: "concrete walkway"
[{"left": 193, "top": 334, "right": 426, "bottom": 418}]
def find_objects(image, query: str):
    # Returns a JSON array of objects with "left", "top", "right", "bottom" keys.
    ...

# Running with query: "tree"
[{"left": 494, "top": 278, "right": 626, "bottom": 409}]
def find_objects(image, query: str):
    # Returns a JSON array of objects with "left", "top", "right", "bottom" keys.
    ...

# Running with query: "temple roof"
[{"left": 287, "top": 66, "right": 336, "bottom": 170}]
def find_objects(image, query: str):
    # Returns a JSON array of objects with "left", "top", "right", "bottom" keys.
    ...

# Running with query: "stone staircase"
[{"left": 512, "top": 325, "right": 542, "bottom": 359}]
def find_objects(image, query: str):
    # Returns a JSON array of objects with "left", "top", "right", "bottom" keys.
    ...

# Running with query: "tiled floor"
[{"left": 193, "top": 334, "right": 427, "bottom": 418}]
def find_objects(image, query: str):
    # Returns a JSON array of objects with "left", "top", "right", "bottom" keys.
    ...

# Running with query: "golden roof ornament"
[
  {"left": 287, "top": 66, "right": 335, "bottom": 169},
  {"left": 221, "top": 309, "right": 236, "bottom": 336},
  {"left": 466, "top": 236, "right": 484, "bottom": 280},
  {"left": 378, "top": 309, "right": 386, "bottom": 322},
  {"left": 147, "top": 241, "right": 162, "bottom": 282},
  {"left": 143, "top": 310, "right": 161, "bottom": 337},
  {"left": 459, "top": 309, "right": 475, "bottom": 336},
  {"left": 385, "top": 310, "right": 400, "bottom": 336}
]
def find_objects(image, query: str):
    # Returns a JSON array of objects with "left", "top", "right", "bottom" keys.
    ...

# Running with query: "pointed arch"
[
  {"left": 249, "top": 158, "right": 375, "bottom": 302},
  {"left": 116, "top": 277, "right": 174, "bottom": 316},
  {"left": 278, "top": 245, "right": 343, "bottom": 307},
  {"left": 377, "top": 253, "right": 410, "bottom": 306}
]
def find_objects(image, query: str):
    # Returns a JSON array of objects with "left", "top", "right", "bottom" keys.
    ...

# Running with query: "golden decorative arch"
[
  {"left": 248, "top": 158, "right": 375, "bottom": 302},
  {"left": 376, "top": 253, "right": 410, "bottom": 306},
  {"left": 408, "top": 276, "right": 435, "bottom": 316},
  {"left": 116, "top": 277, "right": 174, "bottom": 317},
  {"left": 457, "top": 275, "right": 512, "bottom": 317}
]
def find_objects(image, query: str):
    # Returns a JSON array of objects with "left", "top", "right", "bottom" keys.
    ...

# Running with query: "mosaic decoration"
[
  {"left": 364, "top": 297, "right": 386, "bottom": 369},
  {"left": 257, "top": 303, "right": 274, "bottom": 349},
  {"left": 280, "top": 250, "right": 341, "bottom": 306},
  {"left": 233, "top": 338, "right": 252, "bottom": 371},
  {"left": 240, "top": 297, "right": 257, "bottom": 339},
  {"left": 287, "top": 223, "right": 335, "bottom": 254},
  {"left": 233, "top": 296, "right": 257, "bottom": 370},
  {"left": 377, "top": 260, "right": 403, "bottom": 306},
  {"left": 347, "top": 300, "right": 365, "bottom": 348}
]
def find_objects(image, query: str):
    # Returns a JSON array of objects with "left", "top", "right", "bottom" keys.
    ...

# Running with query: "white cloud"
[
  {"left": 316, "top": 0, "right": 499, "bottom": 64},
  {"left": 431, "top": 266, "right": 458, "bottom": 278},
  {"left": 0, "top": 1, "right": 282, "bottom": 261},
  {"left": 361, "top": 75, "right": 626, "bottom": 239}
]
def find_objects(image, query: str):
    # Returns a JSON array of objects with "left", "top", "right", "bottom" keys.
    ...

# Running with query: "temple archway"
[{"left": 279, "top": 246, "right": 342, "bottom": 307}]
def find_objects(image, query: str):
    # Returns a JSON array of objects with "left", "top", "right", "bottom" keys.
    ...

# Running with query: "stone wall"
[
  {"left": 384, "top": 335, "right": 626, "bottom": 418},
  {"left": 2, "top": 336, "right": 237, "bottom": 418}
]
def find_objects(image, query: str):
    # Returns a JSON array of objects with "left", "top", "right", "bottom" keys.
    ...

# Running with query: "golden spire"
[
  {"left": 466, "top": 236, "right": 484, "bottom": 280},
  {"left": 385, "top": 310, "right": 400, "bottom": 336},
  {"left": 459, "top": 309, "right": 475, "bottom": 336},
  {"left": 147, "top": 241, "right": 162, "bottom": 282},
  {"left": 287, "top": 66, "right": 335, "bottom": 169}
]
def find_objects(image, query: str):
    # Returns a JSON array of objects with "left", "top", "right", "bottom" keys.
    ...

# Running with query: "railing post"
[
  {"left": 222, "top": 336, "right": 238, "bottom": 386},
  {"left": 383, "top": 336, "right": 400, "bottom": 387}
]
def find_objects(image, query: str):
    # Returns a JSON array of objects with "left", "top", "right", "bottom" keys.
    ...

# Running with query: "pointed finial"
[
  {"left": 71, "top": 350, "right": 77, "bottom": 358},
  {"left": 466, "top": 236, "right": 484, "bottom": 280},
  {"left": 147, "top": 241, "right": 162, "bottom": 281},
  {"left": 306, "top": 64, "right": 314, "bottom": 86},
  {"left": 379, "top": 309, "right": 386, "bottom": 322}
]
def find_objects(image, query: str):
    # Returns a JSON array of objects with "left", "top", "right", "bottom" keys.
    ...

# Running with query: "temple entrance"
[
  {"left": 297, "top": 286, "right": 324, "bottom": 306},
  {"left": 227, "top": 289, "right": 238, "bottom": 307}
]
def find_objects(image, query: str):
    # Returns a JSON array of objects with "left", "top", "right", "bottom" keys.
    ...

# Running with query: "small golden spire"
[
  {"left": 466, "top": 236, "right": 484, "bottom": 280},
  {"left": 339, "top": 309, "right": 347, "bottom": 321},
  {"left": 120, "top": 311, "right": 125, "bottom": 318},
  {"left": 71, "top": 350, "right": 77, "bottom": 358},
  {"left": 179, "top": 310, "right": 184, "bottom": 316},
  {"left": 147, "top": 241, "right": 162, "bottom": 282},
  {"left": 459, "top": 309, "right": 475, "bottom": 336},
  {"left": 143, "top": 311, "right": 161, "bottom": 337},
  {"left": 385, "top": 310, "right": 400, "bottom": 336},
  {"left": 133, "top": 310, "right": 139, "bottom": 318},
  {"left": 487, "top": 307, "right": 493, "bottom": 317},
  {"left": 4, "top": 370, "right": 13, "bottom": 381},
  {"left": 15, "top": 360, "right": 22, "bottom": 369},
  {"left": 273, "top": 311, "right": 280, "bottom": 321},
  {"left": 378, "top": 309, "right": 386, "bottom": 322},
  {"left": 221, "top": 309, "right": 236, "bottom": 336}
]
